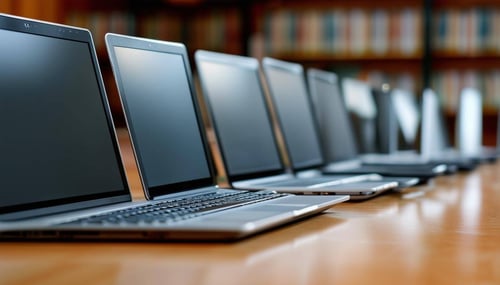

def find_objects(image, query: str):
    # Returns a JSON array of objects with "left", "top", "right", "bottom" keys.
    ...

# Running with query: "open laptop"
[
  {"left": 342, "top": 77, "right": 379, "bottom": 154},
  {"left": 422, "top": 88, "right": 496, "bottom": 163},
  {"left": 372, "top": 85, "right": 399, "bottom": 154},
  {"left": 364, "top": 87, "right": 476, "bottom": 170},
  {"left": 391, "top": 88, "right": 421, "bottom": 150},
  {"left": 195, "top": 50, "right": 398, "bottom": 200},
  {"left": 457, "top": 88, "right": 498, "bottom": 160},
  {"left": 341, "top": 77, "right": 463, "bottom": 171},
  {"left": 260, "top": 57, "right": 418, "bottom": 190},
  {"left": 456, "top": 87, "right": 483, "bottom": 156},
  {"left": 0, "top": 14, "right": 348, "bottom": 242},
  {"left": 306, "top": 68, "right": 448, "bottom": 182}
]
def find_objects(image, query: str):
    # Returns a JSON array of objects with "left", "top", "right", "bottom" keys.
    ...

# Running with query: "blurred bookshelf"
[
  {"left": 429, "top": 0, "right": 500, "bottom": 145},
  {"left": 249, "top": 0, "right": 424, "bottom": 93},
  {"left": 62, "top": 0, "right": 244, "bottom": 57},
  {"left": 0, "top": 0, "right": 248, "bottom": 126},
  {"left": 0, "top": 0, "right": 498, "bottom": 144}
]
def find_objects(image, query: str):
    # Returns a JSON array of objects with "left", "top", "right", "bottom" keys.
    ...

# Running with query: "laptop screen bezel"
[
  {"left": 105, "top": 34, "right": 216, "bottom": 200},
  {"left": 194, "top": 50, "right": 287, "bottom": 183},
  {"left": 261, "top": 57, "right": 326, "bottom": 171},
  {"left": 0, "top": 14, "right": 131, "bottom": 220}
]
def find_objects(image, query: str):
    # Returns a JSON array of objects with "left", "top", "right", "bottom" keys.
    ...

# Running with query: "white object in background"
[
  {"left": 457, "top": 87, "right": 482, "bottom": 156},
  {"left": 420, "top": 88, "right": 447, "bottom": 158},
  {"left": 391, "top": 88, "right": 420, "bottom": 145},
  {"left": 342, "top": 77, "right": 377, "bottom": 119}
]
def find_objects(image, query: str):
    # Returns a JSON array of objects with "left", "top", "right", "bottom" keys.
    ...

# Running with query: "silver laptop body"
[
  {"left": 195, "top": 50, "right": 398, "bottom": 200},
  {"left": 306, "top": 68, "right": 447, "bottom": 181},
  {"left": 260, "top": 57, "right": 407, "bottom": 198},
  {"left": 421, "top": 88, "right": 491, "bottom": 164},
  {"left": 0, "top": 15, "right": 347, "bottom": 242}
]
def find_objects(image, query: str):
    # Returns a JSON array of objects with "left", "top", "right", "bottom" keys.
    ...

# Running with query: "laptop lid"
[
  {"left": 341, "top": 77, "right": 378, "bottom": 154},
  {"left": 306, "top": 68, "right": 359, "bottom": 163},
  {"left": 456, "top": 87, "right": 482, "bottom": 156},
  {"left": 194, "top": 50, "right": 285, "bottom": 183},
  {"left": 342, "top": 78, "right": 377, "bottom": 120},
  {"left": 391, "top": 88, "right": 420, "bottom": 149},
  {"left": 0, "top": 14, "right": 130, "bottom": 221},
  {"left": 372, "top": 86, "right": 398, "bottom": 154},
  {"left": 261, "top": 57, "right": 324, "bottom": 171},
  {"left": 105, "top": 34, "right": 215, "bottom": 200},
  {"left": 421, "top": 88, "right": 449, "bottom": 157}
]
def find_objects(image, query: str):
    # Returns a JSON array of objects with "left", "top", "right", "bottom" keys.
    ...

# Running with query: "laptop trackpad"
[{"left": 203, "top": 204, "right": 305, "bottom": 222}]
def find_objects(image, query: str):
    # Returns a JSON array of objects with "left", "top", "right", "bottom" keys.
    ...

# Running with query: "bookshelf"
[
  {"left": 248, "top": 0, "right": 425, "bottom": 115},
  {"left": 249, "top": 0, "right": 499, "bottom": 146},
  {"left": 430, "top": 5, "right": 500, "bottom": 111},
  {"left": 429, "top": 0, "right": 499, "bottom": 145},
  {"left": 0, "top": 0, "right": 63, "bottom": 23},
  {"left": 60, "top": 0, "right": 246, "bottom": 125},
  {"left": 1, "top": 0, "right": 498, "bottom": 143},
  {"left": 0, "top": 0, "right": 248, "bottom": 126}
]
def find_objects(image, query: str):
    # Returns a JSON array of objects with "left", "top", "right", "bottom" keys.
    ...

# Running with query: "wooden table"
[{"left": 1, "top": 129, "right": 499, "bottom": 285}]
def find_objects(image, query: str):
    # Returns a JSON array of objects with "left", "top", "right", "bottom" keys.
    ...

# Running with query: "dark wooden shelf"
[
  {"left": 431, "top": 56, "right": 500, "bottom": 70},
  {"left": 268, "top": 52, "right": 423, "bottom": 62},
  {"left": 253, "top": 0, "right": 422, "bottom": 10},
  {"left": 433, "top": 0, "right": 500, "bottom": 8},
  {"left": 266, "top": 53, "right": 424, "bottom": 75}
]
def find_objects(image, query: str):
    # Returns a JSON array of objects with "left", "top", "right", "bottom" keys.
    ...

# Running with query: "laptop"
[
  {"left": 340, "top": 78, "right": 461, "bottom": 170},
  {"left": 422, "top": 88, "right": 495, "bottom": 164},
  {"left": 372, "top": 85, "right": 399, "bottom": 154},
  {"left": 260, "top": 57, "right": 418, "bottom": 190},
  {"left": 455, "top": 88, "right": 497, "bottom": 161},
  {"left": 194, "top": 50, "right": 398, "bottom": 200},
  {"left": 391, "top": 88, "right": 421, "bottom": 150},
  {"left": 365, "top": 87, "right": 476, "bottom": 170},
  {"left": 456, "top": 87, "right": 483, "bottom": 156},
  {"left": 417, "top": 88, "right": 480, "bottom": 168},
  {"left": 342, "top": 77, "right": 379, "bottom": 154},
  {"left": 0, "top": 14, "right": 348, "bottom": 242},
  {"left": 306, "top": 68, "right": 448, "bottom": 182}
]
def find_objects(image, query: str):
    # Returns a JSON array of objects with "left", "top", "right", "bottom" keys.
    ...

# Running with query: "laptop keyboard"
[{"left": 64, "top": 191, "right": 286, "bottom": 225}]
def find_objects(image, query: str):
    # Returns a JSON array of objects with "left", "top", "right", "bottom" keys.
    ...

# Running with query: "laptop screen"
[
  {"left": 195, "top": 51, "right": 283, "bottom": 180},
  {"left": 421, "top": 88, "right": 449, "bottom": 157},
  {"left": 391, "top": 88, "right": 420, "bottom": 146},
  {"left": 107, "top": 37, "right": 212, "bottom": 198},
  {"left": 372, "top": 88, "right": 398, "bottom": 154},
  {"left": 0, "top": 16, "right": 129, "bottom": 217},
  {"left": 307, "top": 69, "right": 359, "bottom": 162},
  {"left": 342, "top": 78, "right": 377, "bottom": 120},
  {"left": 262, "top": 58, "right": 324, "bottom": 170},
  {"left": 457, "top": 88, "right": 482, "bottom": 156}
]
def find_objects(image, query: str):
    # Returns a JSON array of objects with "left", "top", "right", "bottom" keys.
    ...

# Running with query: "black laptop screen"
[
  {"left": 196, "top": 57, "right": 283, "bottom": 178},
  {"left": 263, "top": 65, "right": 324, "bottom": 170},
  {"left": 0, "top": 28, "right": 127, "bottom": 214},
  {"left": 112, "top": 46, "right": 211, "bottom": 193},
  {"left": 308, "top": 72, "right": 359, "bottom": 162}
]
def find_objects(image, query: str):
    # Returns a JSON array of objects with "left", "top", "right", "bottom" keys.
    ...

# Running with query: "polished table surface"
[{"left": 1, "top": 129, "right": 500, "bottom": 285}]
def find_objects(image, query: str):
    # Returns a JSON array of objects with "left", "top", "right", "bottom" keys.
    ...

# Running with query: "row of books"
[
  {"left": 186, "top": 9, "right": 242, "bottom": 54},
  {"left": 256, "top": 8, "right": 422, "bottom": 57},
  {"left": 65, "top": 9, "right": 242, "bottom": 54},
  {"left": 431, "top": 70, "right": 500, "bottom": 111},
  {"left": 433, "top": 8, "right": 500, "bottom": 55},
  {"left": 66, "top": 11, "right": 136, "bottom": 52}
]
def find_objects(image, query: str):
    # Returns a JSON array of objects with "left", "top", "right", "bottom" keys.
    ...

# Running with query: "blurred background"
[{"left": 1, "top": 0, "right": 499, "bottom": 145}]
